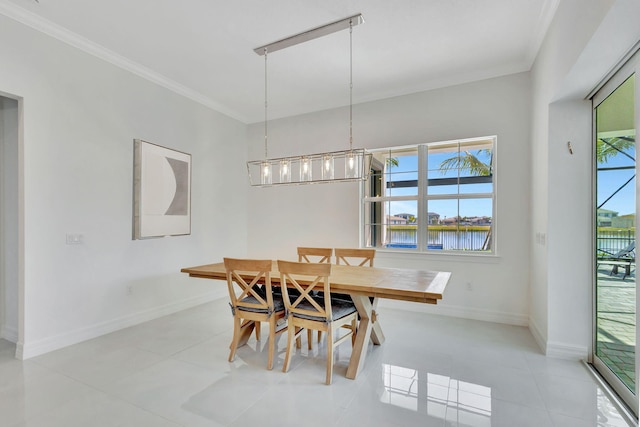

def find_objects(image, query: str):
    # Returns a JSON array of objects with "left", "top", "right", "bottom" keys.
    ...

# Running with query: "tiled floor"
[{"left": 0, "top": 298, "right": 635, "bottom": 426}]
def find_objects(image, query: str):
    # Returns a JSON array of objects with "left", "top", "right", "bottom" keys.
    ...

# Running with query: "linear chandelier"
[{"left": 247, "top": 13, "right": 371, "bottom": 187}]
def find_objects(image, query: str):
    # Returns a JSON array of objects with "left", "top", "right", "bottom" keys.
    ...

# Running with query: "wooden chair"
[
  {"left": 297, "top": 247, "right": 333, "bottom": 346},
  {"left": 224, "top": 258, "right": 286, "bottom": 370},
  {"left": 334, "top": 248, "right": 376, "bottom": 267},
  {"left": 278, "top": 260, "right": 358, "bottom": 385},
  {"left": 297, "top": 247, "right": 333, "bottom": 263}
]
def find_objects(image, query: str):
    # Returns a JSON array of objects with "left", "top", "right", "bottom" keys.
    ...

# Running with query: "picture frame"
[{"left": 133, "top": 139, "right": 191, "bottom": 239}]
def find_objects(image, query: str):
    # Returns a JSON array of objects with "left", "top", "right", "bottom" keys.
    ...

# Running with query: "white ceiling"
[{"left": 1, "top": 0, "right": 558, "bottom": 123}]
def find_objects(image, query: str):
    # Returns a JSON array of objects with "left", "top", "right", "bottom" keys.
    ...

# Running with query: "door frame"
[
  {"left": 0, "top": 90, "right": 24, "bottom": 359},
  {"left": 591, "top": 49, "right": 639, "bottom": 416}
]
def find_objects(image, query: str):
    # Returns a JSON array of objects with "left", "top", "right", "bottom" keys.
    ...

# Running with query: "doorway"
[
  {"left": 592, "top": 51, "right": 638, "bottom": 415},
  {"left": 0, "top": 94, "right": 20, "bottom": 347}
]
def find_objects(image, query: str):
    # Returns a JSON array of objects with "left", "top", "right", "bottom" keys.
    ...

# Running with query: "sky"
[{"left": 597, "top": 144, "right": 635, "bottom": 217}]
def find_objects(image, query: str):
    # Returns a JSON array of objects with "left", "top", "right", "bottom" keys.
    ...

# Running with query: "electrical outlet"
[
  {"left": 466, "top": 282, "right": 472, "bottom": 291},
  {"left": 126, "top": 285, "right": 133, "bottom": 295}
]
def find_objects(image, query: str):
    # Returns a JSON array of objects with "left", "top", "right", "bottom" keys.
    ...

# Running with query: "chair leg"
[
  {"left": 228, "top": 316, "right": 241, "bottom": 362},
  {"left": 307, "top": 329, "right": 313, "bottom": 350},
  {"left": 255, "top": 321, "right": 261, "bottom": 340},
  {"left": 295, "top": 327, "right": 302, "bottom": 349},
  {"left": 267, "top": 319, "right": 276, "bottom": 370},
  {"left": 283, "top": 321, "right": 295, "bottom": 373},
  {"left": 326, "top": 327, "right": 334, "bottom": 385},
  {"left": 317, "top": 331, "right": 322, "bottom": 343}
]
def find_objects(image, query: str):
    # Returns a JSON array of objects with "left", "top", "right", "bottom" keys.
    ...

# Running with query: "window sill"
[{"left": 375, "top": 248, "right": 501, "bottom": 264}]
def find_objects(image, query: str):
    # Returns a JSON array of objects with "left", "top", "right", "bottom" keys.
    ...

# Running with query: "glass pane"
[
  {"left": 428, "top": 143, "right": 459, "bottom": 195},
  {"left": 459, "top": 198, "right": 493, "bottom": 251},
  {"left": 386, "top": 200, "right": 417, "bottom": 248},
  {"left": 425, "top": 198, "right": 492, "bottom": 251},
  {"left": 363, "top": 200, "right": 417, "bottom": 249},
  {"left": 427, "top": 140, "right": 493, "bottom": 195},
  {"left": 386, "top": 172, "right": 418, "bottom": 197},
  {"left": 459, "top": 141, "right": 493, "bottom": 194},
  {"left": 426, "top": 199, "right": 457, "bottom": 250},
  {"left": 385, "top": 151, "right": 418, "bottom": 197},
  {"left": 595, "top": 73, "right": 636, "bottom": 395}
]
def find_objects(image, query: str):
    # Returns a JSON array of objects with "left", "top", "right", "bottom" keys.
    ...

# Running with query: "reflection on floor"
[
  {"left": 0, "top": 299, "right": 634, "bottom": 426},
  {"left": 597, "top": 265, "right": 636, "bottom": 393}
]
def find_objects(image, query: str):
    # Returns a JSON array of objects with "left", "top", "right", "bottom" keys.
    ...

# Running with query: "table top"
[{"left": 181, "top": 261, "right": 450, "bottom": 304}]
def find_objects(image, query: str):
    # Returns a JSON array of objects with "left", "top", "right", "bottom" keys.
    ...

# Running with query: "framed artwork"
[{"left": 133, "top": 139, "right": 191, "bottom": 239}]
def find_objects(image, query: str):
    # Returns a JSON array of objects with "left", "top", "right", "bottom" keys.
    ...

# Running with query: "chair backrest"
[
  {"left": 224, "top": 258, "right": 274, "bottom": 312},
  {"left": 334, "top": 248, "right": 375, "bottom": 267},
  {"left": 297, "top": 247, "right": 333, "bottom": 264},
  {"left": 616, "top": 242, "right": 635, "bottom": 258},
  {"left": 278, "top": 260, "right": 333, "bottom": 321}
]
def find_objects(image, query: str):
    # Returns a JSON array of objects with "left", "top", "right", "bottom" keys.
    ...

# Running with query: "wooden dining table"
[{"left": 181, "top": 261, "right": 451, "bottom": 380}]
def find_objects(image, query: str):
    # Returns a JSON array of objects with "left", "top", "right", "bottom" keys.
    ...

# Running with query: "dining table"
[{"left": 181, "top": 261, "right": 451, "bottom": 380}]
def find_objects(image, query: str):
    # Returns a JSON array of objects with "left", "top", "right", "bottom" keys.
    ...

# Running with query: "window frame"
[{"left": 360, "top": 136, "right": 497, "bottom": 255}]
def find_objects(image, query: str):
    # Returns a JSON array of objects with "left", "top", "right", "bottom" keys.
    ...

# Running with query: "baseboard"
[
  {"left": 19, "top": 291, "right": 223, "bottom": 359},
  {"left": 528, "top": 316, "right": 588, "bottom": 360},
  {"left": 545, "top": 341, "right": 588, "bottom": 360},
  {"left": 378, "top": 299, "right": 529, "bottom": 326}
]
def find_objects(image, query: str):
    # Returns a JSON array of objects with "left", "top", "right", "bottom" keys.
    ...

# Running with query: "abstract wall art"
[{"left": 133, "top": 139, "right": 191, "bottom": 239}]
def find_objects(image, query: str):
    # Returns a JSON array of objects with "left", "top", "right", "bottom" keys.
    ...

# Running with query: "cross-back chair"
[
  {"left": 278, "top": 260, "right": 358, "bottom": 385},
  {"left": 334, "top": 248, "right": 376, "bottom": 267},
  {"left": 297, "top": 247, "right": 333, "bottom": 264},
  {"left": 297, "top": 247, "right": 333, "bottom": 346},
  {"left": 224, "top": 258, "right": 286, "bottom": 370}
]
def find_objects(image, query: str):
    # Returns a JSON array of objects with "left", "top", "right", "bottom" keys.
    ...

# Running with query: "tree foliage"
[
  {"left": 596, "top": 137, "right": 635, "bottom": 164},
  {"left": 439, "top": 149, "right": 492, "bottom": 176}
]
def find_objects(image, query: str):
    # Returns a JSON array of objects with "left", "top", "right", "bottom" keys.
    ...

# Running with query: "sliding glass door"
[{"left": 593, "top": 52, "right": 638, "bottom": 415}]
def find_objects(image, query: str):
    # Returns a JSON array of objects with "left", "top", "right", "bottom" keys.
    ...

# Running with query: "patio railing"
[
  {"left": 385, "top": 228, "right": 490, "bottom": 251},
  {"left": 597, "top": 229, "right": 635, "bottom": 255}
]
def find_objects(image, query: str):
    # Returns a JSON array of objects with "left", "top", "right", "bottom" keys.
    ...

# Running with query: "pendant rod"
[
  {"left": 349, "top": 19, "right": 353, "bottom": 152},
  {"left": 264, "top": 48, "right": 268, "bottom": 159},
  {"left": 254, "top": 13, "right": 364, "bottom": 56}
]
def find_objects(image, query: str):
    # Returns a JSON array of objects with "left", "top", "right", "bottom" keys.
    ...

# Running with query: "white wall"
[
  {"left": 529, "top": 0, "right": 640, "bottom": 357},
  {"left": 0, "top": 96, "right": 19, "bottom": 342},
  {"left": 0, "top": 15, "right": 249, "bottom": 358},
  {"left": 247, "top": 72, "right": 532, "bottom": 326}
]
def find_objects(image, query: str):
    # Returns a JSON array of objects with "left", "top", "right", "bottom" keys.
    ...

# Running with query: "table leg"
[
  {"left": 346, "top": 295, "right": 385, "bottom": 379},
  {"left": 370, "top": 298, "right": 385, "bottom": 345}
]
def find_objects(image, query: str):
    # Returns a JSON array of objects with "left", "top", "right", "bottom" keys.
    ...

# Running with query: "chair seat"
[
  {"left": 292, "top": 298, "right": 357, "bottom": 322},
  {"left": 237, "top": 294, "right": 285, "bottom": 313}
]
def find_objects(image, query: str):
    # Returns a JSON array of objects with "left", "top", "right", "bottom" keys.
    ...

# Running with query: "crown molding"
[{"left": 0, "top": 0, "right": 248, "bottom": 123}]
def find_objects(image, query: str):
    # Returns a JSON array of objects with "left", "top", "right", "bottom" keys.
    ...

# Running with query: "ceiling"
[{"left": 1, "top": 0, "right": 558, "bottom": 123}]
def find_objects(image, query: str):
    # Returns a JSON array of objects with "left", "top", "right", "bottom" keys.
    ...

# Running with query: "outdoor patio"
[{"left": 597, "top": 263, "right": 636, "bottom": 393}]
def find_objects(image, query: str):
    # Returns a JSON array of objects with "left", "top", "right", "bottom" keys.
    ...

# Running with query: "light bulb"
[
  {"left": 261, "top": 161, "right": 272, "bottom": 185},
  {"left": 279, "top": 159, "right": 291, "bottom": 183},
  {"left": 322, "top": 154, "right": 334, "bottom": 180}
]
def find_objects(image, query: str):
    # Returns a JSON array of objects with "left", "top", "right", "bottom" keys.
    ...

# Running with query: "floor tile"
[{"left": 0, "top": 303, "right": 634, "bottom": 426}]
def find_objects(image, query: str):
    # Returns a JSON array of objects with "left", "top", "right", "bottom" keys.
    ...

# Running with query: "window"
[{"left": 362, "top": 136, "right": 495, "bottom": 253}]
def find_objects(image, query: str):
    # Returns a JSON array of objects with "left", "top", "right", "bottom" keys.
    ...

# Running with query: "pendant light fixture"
[{"left": 247, "top": 13, "right": 371, "bottom": 186}]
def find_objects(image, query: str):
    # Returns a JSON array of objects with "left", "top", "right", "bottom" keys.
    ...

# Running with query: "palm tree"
[
  {"left": 438, "top": 148, "right": 492, "bottom": 176},
  {"left": 596, "top": 137, "right": 634, "bottom": 164}
]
